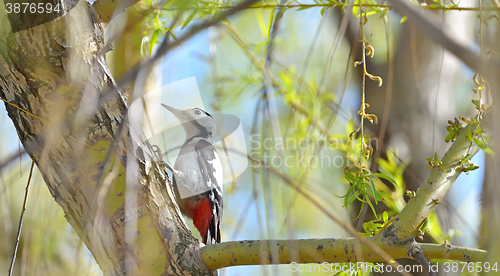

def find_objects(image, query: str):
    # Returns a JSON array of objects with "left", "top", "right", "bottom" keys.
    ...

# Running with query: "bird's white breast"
[
  {"left": 207, "top": 151, "right": 223, "bottom": 189},
  {"left": 174, "top": 140, "right": 223, "bottom": 199}
]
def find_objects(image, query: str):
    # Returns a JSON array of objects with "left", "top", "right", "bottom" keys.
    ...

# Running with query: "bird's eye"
[{"left": 194, "top": 109, "right": 202, "bottom": 115}]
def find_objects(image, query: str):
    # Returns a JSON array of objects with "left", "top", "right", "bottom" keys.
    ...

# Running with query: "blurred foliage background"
[{"left": 1, "top": 0, "right": 497, "bottom": 275}]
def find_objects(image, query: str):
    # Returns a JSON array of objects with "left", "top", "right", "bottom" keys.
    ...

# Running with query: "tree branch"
[
  {"left": 202, "top": 238, "right": 486, "bottom": 270},
  {"left": 386, "top": 117, "right": 488, "bottom": 241},
  {"left": 418, "top": 243, "right": 486, "bottom": 261},
  {"left": 388, "top": 0, "right": 500, "bottom": 74}
]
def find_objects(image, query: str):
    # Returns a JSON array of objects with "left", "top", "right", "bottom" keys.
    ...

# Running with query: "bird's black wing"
[{"left": 195, "top": 139, "right": 223, "bottom": 244}]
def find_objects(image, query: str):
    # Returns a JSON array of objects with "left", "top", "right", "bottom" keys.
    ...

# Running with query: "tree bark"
[{"left": 0, "top": 1, "right": 212, "bottom": 275}]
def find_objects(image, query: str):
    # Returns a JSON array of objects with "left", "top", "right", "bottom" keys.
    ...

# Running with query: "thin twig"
[
  {"left": 370, "top": 5, "right": 393, "bottom": 173},
  {"left": 280, "top": 2, "right": 354, "bottom": 234},
  {"left": 261, "top": 1, "right": 286, "bottom": 269},
  {"left": 8, "top": 161, "right": 35, "bottom": 276}
]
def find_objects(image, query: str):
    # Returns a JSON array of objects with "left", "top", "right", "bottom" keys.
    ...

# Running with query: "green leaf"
[
  {"left": 378, "top": 158, "right": 390, "bottom": 172},
  {"left": 256, "top": 11, "right": 268, "bottom": 39},
  {"left": 352, "top": 0, "right": 359, "bottom": 17},
  {"left": 383, "top": 211, "right": 388, "bottom": 223},
  {"left": 370, "top": 178, "right": 378, "bottom": 204},
  {"left": 343, "top": 184, "right": 356, "bottom": 207},
  {"left": 355, "top": 175, "right": 364, "bottom": 189},
  {"left": 371, "top": 173, "right": 397, "bottom": 187},
  {"left": 352, "top": 0, "right": 381, "bottom": 19},
  {"left": 355, "top": 200, "right": 365, "bottom": 219},
  {"left": 472, "top": 99, "right": 481, "bottom": 109},
  {"left": 297, "top": 6, "right": 314, "bottom": 10},
  {"left": 267, "top": 9, "right": 275, "bottom": 38},
  {"left": 169, "top": 32, "right": 178, "bottom": 41},
  {"left": 181, "top": 9, "right": 198, "bottom": 29},
  {"left": 374, "top": 190, "right": 384, "bottom": 203},
  {"left": 366, "top": 199, "right": 378, "bottom": 220},
  {"left": 427, "top": 213, "right": 444, "bottom": 242},
  {"left": 347, "top": 190, "right": 360, "bottom": 207},
  {"left": 363, "top": 221, "right": 375, "bottom": 232},
  {"left": 445, "top": 133, "right": 453, "bottom": 143},
  {"left": 378, "top": 191, "right": 390, "bottom": 198},
  {"left": 418, "top": 217, "right": 429, "bottom": 232},
  {"left": 474, "top": 137, "right": 496, "bottom": 155},
  {"left": 320, "top": 6, "right": 329, "bottom": 16},
  {"left": 467, "top": 127, "right": 473, "bottom": 141},
  {"left": 150, "top": 29, "right": 160, "bottom": 54},
  {"left": 344, "top": 171, "right": 357, "bottom": 182}
]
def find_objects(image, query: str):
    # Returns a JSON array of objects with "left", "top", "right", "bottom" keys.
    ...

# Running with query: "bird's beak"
[{"left": 162, "top": 104, "right": 185, "bottom": 120}]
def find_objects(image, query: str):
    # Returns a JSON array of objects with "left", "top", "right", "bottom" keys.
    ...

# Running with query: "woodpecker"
[{"left": 162, "top": 104, "right": 223, "bottom": 245}]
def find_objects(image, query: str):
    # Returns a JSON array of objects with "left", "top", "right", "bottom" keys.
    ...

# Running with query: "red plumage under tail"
[{"left": 193, "top": 198, "right": 213, "bottom": 244}]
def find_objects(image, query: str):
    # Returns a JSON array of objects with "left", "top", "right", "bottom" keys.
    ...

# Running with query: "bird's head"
[{"left": 162, "top": 104, "right": 216, "bottom": 139}]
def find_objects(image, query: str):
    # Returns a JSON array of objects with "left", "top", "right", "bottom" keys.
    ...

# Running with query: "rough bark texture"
[{"left": 0, "top": 1, "right": 213, "bottom": 275}]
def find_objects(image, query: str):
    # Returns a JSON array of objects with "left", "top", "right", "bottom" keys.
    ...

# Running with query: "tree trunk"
[{"left": 0, "top": 1, "right": 212, "bottom": 275}]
